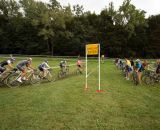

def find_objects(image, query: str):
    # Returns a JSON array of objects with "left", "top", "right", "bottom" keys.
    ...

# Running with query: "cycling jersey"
[
  {"left": 60, "top": 61, "right": 66, "bottom": 68},
  {"left": 17, "top": 60, "right": 30, "bottom": 68},
  {"left": 125, "top": 59, "right": 132, "bottom": 72},
  {"left": 135, "top": 62, "right": 143, "bottom": 72},
  {"left": 77, "top": 60, "right": 82, "bottom": 67},
  {"left": 0, "top": 60, "right": 12, "bottom": 74},
  {"left": 126, "top": 60, "right": 131, "bottom": 67},
  {"left": 38, "top": 62, "right": 50, "bottom": 71},
  {"left": 0, "top": 60, "right": 11, "bottom": 67}
]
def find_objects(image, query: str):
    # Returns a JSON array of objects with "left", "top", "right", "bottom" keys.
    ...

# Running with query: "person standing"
[
  {"left": 101, "top": 55, "right": 105, "bottom": 64},
  {"left": 135, "top": 59, "right": 143, "bottom": 85},
  {"left": 125, "top": 58, "right": 132, "bottom": 80}
]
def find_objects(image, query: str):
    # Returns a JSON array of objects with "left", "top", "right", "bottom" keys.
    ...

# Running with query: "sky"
[{"left": 41, "top": 0, "right": 160, "bottom": 17}]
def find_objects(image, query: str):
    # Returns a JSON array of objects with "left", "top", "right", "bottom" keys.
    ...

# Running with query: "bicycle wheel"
[
  {"left": 6, "top": 73, "right": 21, "bottom": 88},
  {"left": 58, "top": 71, "right": 64, "bottom": 78},
  {"left": 66, "top": 67, "right": 69, "bottom": 75},
  {"left": 141, "top": 74, "right": 146, "bottom": 82},
  {"left": 0, "top": 80, "right": 5, "bottom": 87},
  {"left": 30, "top": 74, "right": 41, "bottom": 84},
  {"left": 51, "top": 73, "right": 56, "bottom": 82},
  {"left": 0, "top": 77, "right": 6, "bottom": 87},
  {"left": 45, "top": 72, "right": 53, "bottom": 82},
  {"left": 144, "top": 76, "right": 154, "bottom": 85},
  {"left": 76, "top": 68, "right": 83, "bottom": 75}
]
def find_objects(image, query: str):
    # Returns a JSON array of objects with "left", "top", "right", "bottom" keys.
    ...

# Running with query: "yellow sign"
[{"left": 86, "top": 44, "right": 99, "bottom": 55}]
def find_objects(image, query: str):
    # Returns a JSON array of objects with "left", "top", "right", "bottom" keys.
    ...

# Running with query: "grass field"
[{"left": 0, "top": 57, "right": 160, "bottom": 130}]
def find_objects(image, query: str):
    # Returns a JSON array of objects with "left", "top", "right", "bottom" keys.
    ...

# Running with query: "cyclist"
[
  {"left": 38, "top": 60, "right": 51, "bottom": 78},
  {"left": 119, "top": 59, "right": 123, "bottom": 70},
  {"left": 77, "top": 58, "right": 83, "bottom": 74},
  {"left": 135, "top": 59, "right": 143, "bottom": 84},
  {"left": 16, "top": 58, "right": 34, "bottom": 83},
  {"left": 59, "top": 59, "right": 67, "bottom": 72},
  {"left": 101, "top": 55, "right": 105, "bottom": 63},
  {"left": 125, "top": 58, "right": 132, "bottom": 80},
  {"left": 0, "top": 57, "right": 16, "bottom": 76},
  {"left": 117, "top": 58, "right": 123, "bottom": 69},
  {"left": 142, "top": 60, "right": 149, "bottom": 70}
]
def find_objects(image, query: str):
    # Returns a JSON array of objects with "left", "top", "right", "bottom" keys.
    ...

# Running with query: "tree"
[
  {"left": 147, "top": 15, "right": 160, "bottom": 57},
  {"left": 115, "top": 0, "right": 147, "bottom": 38}
]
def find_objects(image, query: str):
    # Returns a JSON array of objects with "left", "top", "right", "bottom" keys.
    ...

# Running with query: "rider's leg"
[
  {"left": 62, "top": 66, "right": 65, "bottom": 73},
  {"left": 138, "top": 72, "right": 142, "bottom": 84},
  {"left": 129, "top": 67, "right": 133, "bottom": 80},
  {"left": 18, "top": 69, "right": 27, "bottom": 81},
  {"left": 125, "top": 69, "right": 128, "bottom": 79},
  {"left": 80, "top": 67, "right": 83, "bottom": 74},
  {"left": 38, "top": 67, "right": 43, "bottom": 78},
  {"left": 43, "top": 69, "right": 47, "bottom": 77},
  {"left": 79, "top": 66, "right": 83, "bottom": 74}
]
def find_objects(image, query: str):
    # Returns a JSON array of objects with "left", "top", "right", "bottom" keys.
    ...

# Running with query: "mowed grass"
[{"left": 0, "top": 57, "right": 160, "bottom": 130}]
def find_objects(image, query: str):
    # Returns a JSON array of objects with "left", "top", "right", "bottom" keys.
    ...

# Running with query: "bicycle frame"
[
  {"left": 58, "top": 66, "right": 69, "bottom": 78},
  {"left": 10, "top": 69, "right": 34, "bottom": 83},
  {"left": 38, "top": 68, "right": 54, "bottom": 82}
]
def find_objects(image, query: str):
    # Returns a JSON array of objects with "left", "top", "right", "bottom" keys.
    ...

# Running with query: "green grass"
[{"left": 0, "top": 58, "right": 160, "bottom": 130}]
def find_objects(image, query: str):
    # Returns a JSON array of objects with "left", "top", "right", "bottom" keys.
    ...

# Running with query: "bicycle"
[
  {"left": 76, "top": 65, "right": 84, "bottom": 75},
  {"left": 144, "top": 72, "right": 160, "bottom": 85},
  {"left": 0, "top": 69, "right": 17, "bottom": 87},
  {"left": 141, "top": 69, "right": 153, "bottom": 82},
  {"left": 121, "top": 65, "right": 127, "bottom": 77},
  {"left": 6, "top": 69, "right": 40, "bottom": 88},
  {"left": 38, "top": 68, "right": 55, "bottom": 82},
  {"left": 132, "top": 70, "right": 139, "bottom": 85},
  {"left": 58, "top": 66, "right": 69, "bottom": 78}
]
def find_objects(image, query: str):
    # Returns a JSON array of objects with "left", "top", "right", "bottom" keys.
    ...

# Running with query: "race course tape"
[{"left": 50, "top": 64, "right": 76, "bottom": 69}]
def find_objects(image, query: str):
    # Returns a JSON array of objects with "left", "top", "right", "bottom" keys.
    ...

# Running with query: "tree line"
[{"left": 0, "top": 0, "right": 159, "bottom": 58}]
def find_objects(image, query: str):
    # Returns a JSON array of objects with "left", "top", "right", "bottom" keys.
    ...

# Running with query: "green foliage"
[
  {"left": 114, "top": 0, "right": 147, "bottom": 38},
  {"left": 0, "top": 0, "right": 159, "bottom": 57}
]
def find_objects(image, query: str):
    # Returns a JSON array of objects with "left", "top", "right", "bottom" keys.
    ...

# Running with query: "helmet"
[
  {"left": 27, "top": 58, "right": 32, "bottom": 61},
  {"left": 10, "top": 57, "right": 16, "bottom": 61},
  {"left": 135, "top": 59, "right": 140, "bottom": 62}
]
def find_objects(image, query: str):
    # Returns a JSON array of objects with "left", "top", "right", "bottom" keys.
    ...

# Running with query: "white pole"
[
  {"left": 85, "top": 45, "right": 88, "bottom": 89},
  {"left": 98, "top": 44, "right": 101, "bottom": 91}
]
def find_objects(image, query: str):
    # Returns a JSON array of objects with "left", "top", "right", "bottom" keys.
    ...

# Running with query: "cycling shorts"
[
  {"left": 77, "top": 65, "right": 82, "bottom": 68},
  {"left": 17, "top": 65, "right": 25, "bottom": 72},
  {"left": 38, "top": 66, "right": 44, "bottom": 71},
  {"left": 127, "top": 66, "right": 132, "bottom": 72}
]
